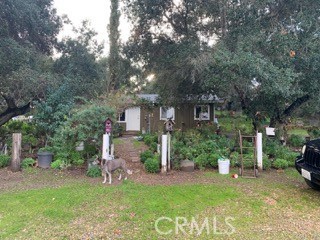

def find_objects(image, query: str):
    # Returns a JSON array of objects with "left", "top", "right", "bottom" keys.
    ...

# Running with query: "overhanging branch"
[{"left": 283, "top": 94, "right": 310, "bottom": 117}]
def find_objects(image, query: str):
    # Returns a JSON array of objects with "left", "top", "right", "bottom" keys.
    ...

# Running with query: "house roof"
[
  {"left": 137, "top": 94, "right": 159, "bottom": 103},
  {"left": 137, "top": 94, "right": 223, "bottom": 104}
]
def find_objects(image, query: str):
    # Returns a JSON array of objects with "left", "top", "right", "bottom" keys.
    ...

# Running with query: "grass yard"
[
  {"left": 0, "top": 168, "right": 320, "bottom": 239},
  {"left": 288, "top": 128, "right": 309, "bottom": 137}
]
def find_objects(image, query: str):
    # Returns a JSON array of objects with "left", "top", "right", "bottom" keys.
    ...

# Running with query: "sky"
[{"left": 53, "top": 0, "right": 130, "bottom": 55}]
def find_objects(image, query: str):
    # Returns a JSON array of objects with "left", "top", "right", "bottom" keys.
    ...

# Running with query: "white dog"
[{"left": 101, "top": 158, "right": 132, "bottom": 184}]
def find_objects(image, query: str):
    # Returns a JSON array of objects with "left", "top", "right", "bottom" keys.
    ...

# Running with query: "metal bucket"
[{"left": 37, "top": 152, "right": 53, "bottom": 168}]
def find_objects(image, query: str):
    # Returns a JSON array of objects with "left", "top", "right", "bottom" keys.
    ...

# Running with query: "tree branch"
[
  {"left": 1, "top": 92, "right": 17, "bottom": 109},
  {"left": 283, "top": 94, "right": 310, "bottom": 117},
  {"left": 0, "top": 101, "right": 31, "bottom": 126}
]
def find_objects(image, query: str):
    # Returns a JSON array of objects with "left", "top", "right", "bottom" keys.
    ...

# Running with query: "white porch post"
[
  {"left": 161, "top": 135, "right": 168, "bottom": 173},
  {"left": 257, "top": 132, "right": 263, "bottom": 170},
  {"left": 102, "top": 134, "right": 110, "bottom": 160}
]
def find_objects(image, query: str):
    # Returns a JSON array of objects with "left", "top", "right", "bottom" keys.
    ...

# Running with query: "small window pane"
[
  {"left": 194, "top": 105, "right": 210, "bottom": 120},
  {"left": 160, "top": 107, "right": 175, "bottom": 120},
  {"left": 118, "top": 111, "right": 126, "bottom": 122}
]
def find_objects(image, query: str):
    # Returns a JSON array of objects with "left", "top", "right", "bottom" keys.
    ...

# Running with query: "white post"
[
  {"left": 110, "top": 143, "right": 114, "bottom": 159},
  {"left": 102, "top": 134, "right": 110, "bottom": 160},
  {"left": 161, "top": 135, "right": 168, "bottom": 174},
  {"left": 257, "top": 132, "right": 263, "bottom": 170},
  {"left": 167, "top": 133, "right": 171, "bottom": 171}
]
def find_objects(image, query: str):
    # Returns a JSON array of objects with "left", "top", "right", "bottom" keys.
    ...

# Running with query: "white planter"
[{"left": 218, "top": 159, "right": 230, "bottom": 174}]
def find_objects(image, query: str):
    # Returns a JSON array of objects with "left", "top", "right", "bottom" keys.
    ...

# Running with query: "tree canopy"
[
  {"left": 0, "top": 0, "right": 62, "bottom": 125},
  {"left": 123, "top": 0, "right": 320, "bottom": 126}
]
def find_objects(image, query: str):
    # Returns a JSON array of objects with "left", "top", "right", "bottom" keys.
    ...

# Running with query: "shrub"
[
  {"left": 263, "top": 157, "right": 272, "bottom": 170},
  {"left": 51, "top": 104, "right": 115, "bottom": 165},
  {"left": 308, "top": 127, "right": 320, "bottom": 139},
  {"left": 38, "top": 146, "right": 54, "bottom": 153},
  {"left": 21, "top": 158, "right": 35, "bottom": 169},
  {"left": 264, "top": 139, "right": 281, "bottom": 157},
  {"left": 285, "top": 151, "right": 298, "bottom": 167},
  {"left": 209, "top": 153, "right": 220, "bottom": 168},
  {"left": 143, "top": 134, "right": 158, "bottom": 146},
  {"left": 83, "top": 144, "right": 98, "bottom": 158},
  {"left": 70, "top": 151, "right": 85, "bottom": 166},
  {"left": 149, "top": 142, "right": 158, "bottom": 153},
  {"left": 145, "top": 156, "right": 160, "bottom": 173},
  {"left": 86, "top": 165, "right": 102, "bottom": 177},
  {"left": 51, "top": 159, "right": 63, "bottom": 169},
  {"left": 230, "top": 151, "right": 240, "bottom": 167},
  {"left": 288, "top": 134, "right": 305, "bottom": 148},
  {"left": 140, "top": 150, "right": 154, "bottom": 164},
  {"left": 273, "top": 158, "right": 289, "bottom": 169},
  {"left": 113, "top": 123, "right": 124, "bottom": 137},
  {"left": 194, "top": 153, "right": 209, "bottom": 170},
  {"left": 0, "top": 155, "right": 10, "bottom": 168}
]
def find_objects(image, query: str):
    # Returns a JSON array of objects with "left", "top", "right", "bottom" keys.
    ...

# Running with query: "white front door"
[{"left": 126, "top": 107, "right": 141, "bottom": 131}]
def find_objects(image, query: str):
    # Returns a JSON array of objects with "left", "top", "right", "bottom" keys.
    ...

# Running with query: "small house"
[{"left": 117, "top": 94, "right": 224, "bottom": 134}]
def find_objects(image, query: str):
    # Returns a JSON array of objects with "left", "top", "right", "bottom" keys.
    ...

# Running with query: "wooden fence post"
[{"left": 11, "top": 133, "right": 22, "bottom": 172}]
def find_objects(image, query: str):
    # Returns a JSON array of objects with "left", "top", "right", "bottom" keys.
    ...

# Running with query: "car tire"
[{"left": 305, "top": 179, "right": 320, "bottom": 191}]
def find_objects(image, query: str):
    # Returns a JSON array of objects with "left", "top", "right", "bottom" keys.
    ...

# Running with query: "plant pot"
[{"left": 37, "top": 152, "right": 53, "bottom": 168}]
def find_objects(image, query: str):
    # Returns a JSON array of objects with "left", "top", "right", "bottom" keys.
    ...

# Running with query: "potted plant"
[{"left": 37, "top": 146, "right": 54, "bottom": 168}]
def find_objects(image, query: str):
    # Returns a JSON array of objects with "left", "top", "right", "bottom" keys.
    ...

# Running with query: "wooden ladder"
[{"left": 239, "top": 131, "right": 258, "bottom": 178}]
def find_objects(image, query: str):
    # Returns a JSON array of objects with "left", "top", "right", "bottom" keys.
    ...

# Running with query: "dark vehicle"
[{"left": 295, "top": 139, "right": 320, "bottom": 190}]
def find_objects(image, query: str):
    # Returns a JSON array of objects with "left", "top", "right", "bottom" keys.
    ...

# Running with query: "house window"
[
  {"left": 160, "top": 107, "right": 175, "bottom": 120},
  {"left": 118, "top": 111, "right": 126, "bottom": 122},
  {"left": 194, "top": 105, "right": 210, "bottom": 120}
]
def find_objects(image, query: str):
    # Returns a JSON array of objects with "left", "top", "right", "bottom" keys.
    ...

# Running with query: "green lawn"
[
  {"left": 287, "top": 128, "right": 309, "bottom": 137},
  {"left": 0, "top": 169, "right": 320, "bottom": 239}
]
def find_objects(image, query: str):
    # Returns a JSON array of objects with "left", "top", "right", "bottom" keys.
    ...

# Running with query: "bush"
[
  {"left": 149, "top": 142, "right": 158, "bottom": 153},
  {"left": 308, "top": 127, "right": 320, "bottom": 139},
  {"left": 83, "top": 144, "right": 98, "bottom": 158},
  {"left": 209, "top": 153, "right": 220, "bottom": 168},
  {"left": 145, "top": 156, "right": 160, "bottom": 173},
  {"left": 285, "top": 151, "right": 298, "bottom": 167},
  {"left": 263, "top": 157, "right": 272, "bottom": 170},
  {"left": 264, "top": 139, "right": 281, "bottom": 157},
  {"left": 230, "top": 152, "right": 240, "bottom": 167},
  {"left": 194, "top": 153, "right": 209, "bottom": 170},
  {"left": 51, "top": 104, "right": 115, "bottom": 166},
  {"left": 21, "top": 158, "right": 35, "bottom": 169},
  {"left": 143, "top": 134, "right": 158, "bottom": 146},
  {"left": 0, "top": 155, "right": 10, "bottom": 168},
  {"left": 272, "top": 158, "right": 289, "bottom": 169},
  {"left": 86, "top": 165, "right": 102, "bottom": 177},
  {"left": 288, "top": 134, "right": 305, "bottom": 147},
  {"left": 50, "top": 159, "right": 68, "bottom": 170},
  {"left": 140, "top": 150, "right": 154, "bottom": 164},
  {"left": 70, "top": 151, "right": 85, "bottom": 166}
]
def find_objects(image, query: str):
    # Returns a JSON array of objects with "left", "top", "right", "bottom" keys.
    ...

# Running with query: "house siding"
[{"left": 140, "top": 103, "right": 215, "bottom": 133}]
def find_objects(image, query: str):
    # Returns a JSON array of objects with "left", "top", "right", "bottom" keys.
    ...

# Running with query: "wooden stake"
[{"left": 11, "top": 133, "right": 22, "bottom": 172}]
